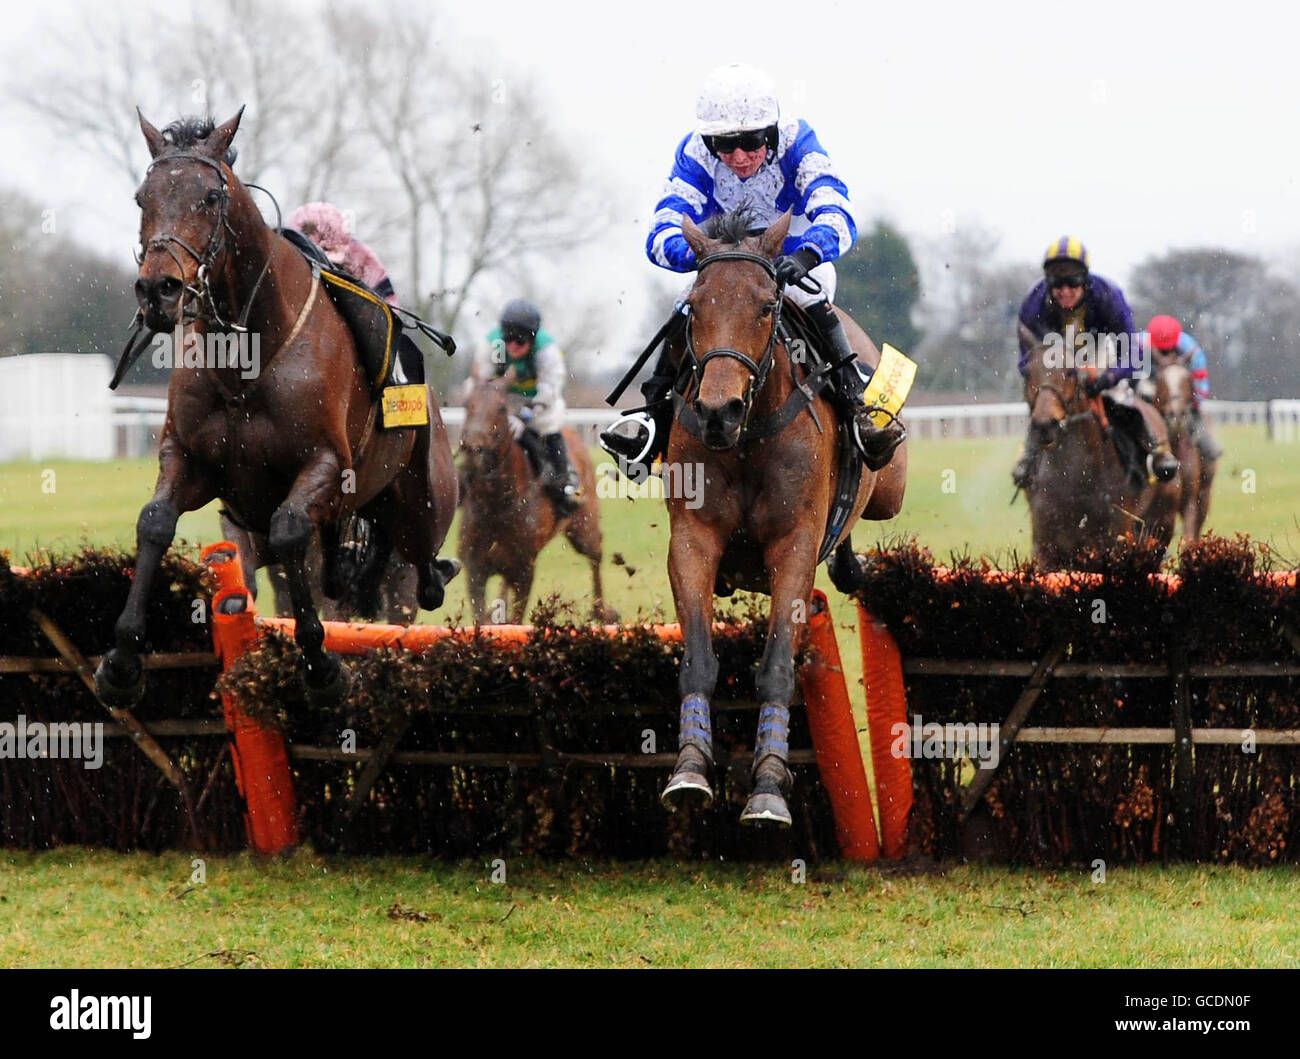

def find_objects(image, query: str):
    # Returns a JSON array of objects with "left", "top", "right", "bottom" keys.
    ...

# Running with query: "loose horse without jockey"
[
  {"left": 469, "top": 298, "right": 580, "bottom": 517},
  {"left": 1143, "top": 313, "right": 1224, "bottom": 464},
  {"left": 600, "top": 62, "right": 906, "bottom": 471},
  {"left": 1011, "top": 236, "right": 1179, "bottom": 490}
]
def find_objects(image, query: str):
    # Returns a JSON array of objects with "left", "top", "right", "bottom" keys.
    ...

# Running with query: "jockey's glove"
[
  {"left": 775, "top": 247, "right": 822, "bottom": 287},
  {"left": 507, "top": 413, "right": 526, "bottom": 440},
  {"left": 1084, "top": 370, "right": 1117, "bottom": 397}
]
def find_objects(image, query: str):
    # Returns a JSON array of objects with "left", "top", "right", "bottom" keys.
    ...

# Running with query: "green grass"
[
  {"left": 1, "top": 426, "right": 1298, "bottom": 968},
  {"left": 1, "top": 850, "right": 1297, "bottom": 968}
]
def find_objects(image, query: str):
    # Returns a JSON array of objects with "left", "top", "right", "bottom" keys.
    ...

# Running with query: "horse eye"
[
  {"left": 205, "top": 189, "right": 223, "bottom": 206},
  {"left": 760, "top": 301, "right": 777, "bottom": 317}
]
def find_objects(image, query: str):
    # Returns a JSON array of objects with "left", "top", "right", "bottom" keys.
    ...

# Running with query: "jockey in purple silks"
[{"left": 1012, "top": 236, "right": 1179, "bottom": 490}]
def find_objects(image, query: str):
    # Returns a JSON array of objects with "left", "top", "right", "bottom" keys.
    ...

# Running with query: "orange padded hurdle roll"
[
  {"left": 799, "top": 591, "right": 880, "bottom": 861},
  {"left": 857, "top": 605, "right": 912, "bottom": 858},
  {"left": 202, "top": 542, "right": 299, "bottom": 855}
]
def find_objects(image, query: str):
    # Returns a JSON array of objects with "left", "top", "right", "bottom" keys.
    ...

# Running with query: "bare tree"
[{"left": 8, "top": 0, "right": 613, "bottom": 373}]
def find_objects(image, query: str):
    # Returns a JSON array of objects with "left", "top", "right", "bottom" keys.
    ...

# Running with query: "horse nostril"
[
  {"left": 159, "top": 276, "right": 182, "bottom": 297},
  {"left": 720, "top": 398, "right": 746, "bottom": 428}
]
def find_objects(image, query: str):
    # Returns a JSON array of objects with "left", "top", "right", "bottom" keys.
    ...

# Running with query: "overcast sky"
[{"left": 6, "top": 0, "right": 1298, "bottom": 343}]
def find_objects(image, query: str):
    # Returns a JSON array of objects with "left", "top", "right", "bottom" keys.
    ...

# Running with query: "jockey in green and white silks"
[{"left": 470, "top": 298, "right": 579, "bottom": 515}]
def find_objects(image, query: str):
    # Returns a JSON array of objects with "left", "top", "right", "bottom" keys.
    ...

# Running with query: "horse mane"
[
  {"left": 702, "top": 206, "right": 762, "bottom": 246},
  {"left": 159, "top": 115, "right": 238, "bottom": 165}
]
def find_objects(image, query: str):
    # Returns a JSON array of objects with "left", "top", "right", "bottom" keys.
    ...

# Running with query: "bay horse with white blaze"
[
  {"left": 95, "top": 109, "right": 459, "bottom": 706},
  {"left": 660, "top": 210, "right": 907, "bottom": 826}
]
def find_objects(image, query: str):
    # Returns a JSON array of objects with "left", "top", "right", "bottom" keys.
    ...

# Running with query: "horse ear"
[
  {"left": 681, "top": 215, "right": 711, "bottom": 257},
  {"left": 204, "top": 106, "right": 246, "bottom": 161},
  {"left": 758, "top": 210, "right": 793, "bottom": 259},
  {"left": 138, "top": 108, "right": 167, "bottom": 159}
]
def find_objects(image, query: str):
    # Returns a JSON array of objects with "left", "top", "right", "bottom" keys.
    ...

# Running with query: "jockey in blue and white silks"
[
  {"left": 600, "top": 63, "right": 905, "bottom": 474},
  {"left": 646, "top": 119, "right": 854, "bottom": 288}
]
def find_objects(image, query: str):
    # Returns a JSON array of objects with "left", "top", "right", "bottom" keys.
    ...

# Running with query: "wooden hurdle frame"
[
  {"left": 855, "top": 568, "right": 1300, "bottom": 857},
  {"left": 200, "top": 541, "right": 884, "bottom": 860}
]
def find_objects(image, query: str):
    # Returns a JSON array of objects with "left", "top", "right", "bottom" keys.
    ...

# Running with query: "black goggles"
[
  {"left": 1049, "top": 275, "right": 1086, "bottom": 290},
  {"left": 501, "top": 326, "right": 534, "bottom": 345},
  {"left": 705, "top": 129, "right": 770, "bottom": 155}
]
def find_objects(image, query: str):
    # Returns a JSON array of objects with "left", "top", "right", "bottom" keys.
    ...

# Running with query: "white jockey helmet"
[{"left": 695, "top": 63, "right": 780, "bottom": 136}]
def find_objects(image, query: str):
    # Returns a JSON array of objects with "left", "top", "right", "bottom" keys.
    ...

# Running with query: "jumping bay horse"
[
  {"left": 1022, "top": 323, "right": 1178, "bottom": 569},
  {"left": 660, "top": 209, "right": 907, "bottom": 826},
  {"left": 95, "top": 109, "right": 458, "bottom": 706},
  {"left": 1153, "top": 350, "right": 1216, "bottom": 540},
  {"left": 458, "top": 376, "right": 613, "bottom": 623}
]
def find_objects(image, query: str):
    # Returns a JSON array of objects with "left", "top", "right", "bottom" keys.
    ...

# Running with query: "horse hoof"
[
  {"left": 661, "top": 771, "right": 714, "bottom": 811},
  {"left": 304, "top": 655, "right": 352, "bottom": 706},
  {"left": 418, "top": 558, "right": 462, "bottom": 611},
  {"left": 740, "top": 792, "right": 793, "bottom": 827},
  {"left": 93, "top": 650, "right": 145, "bottom": 708}
]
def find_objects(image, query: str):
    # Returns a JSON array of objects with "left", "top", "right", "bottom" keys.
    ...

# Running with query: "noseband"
[{"left": 682, "top": 250, "right": 784, "bottom": 418}]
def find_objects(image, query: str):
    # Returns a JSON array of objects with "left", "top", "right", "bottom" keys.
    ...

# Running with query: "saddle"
[{"left": 278, "top": 229, "right": 447, "bottom": 425}]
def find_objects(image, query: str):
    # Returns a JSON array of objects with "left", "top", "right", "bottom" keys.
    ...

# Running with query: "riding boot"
[
  {"left": 805, "top": 300, "right": 906, "bottom": 471},
  {"left": 541, "top": 432, "right": 580, "bottom": 516},
  {"left": 516, "top": 427, "right": 547, "bottom": 478},
  {"left": 1192, "top": 407, "right": 1223, "bottom": 462},
  {"left": 1011, "top": 427, "right": 1042, "bottom": 490},
  {"left": 395, "top": 333, "right": 425, "bottom": 385},
  {"left": 599, "top": 347, "right": 676, "bottom": 474},
  {"left": 1136, "top": 419, "right": 1180, "bottom": 482}
]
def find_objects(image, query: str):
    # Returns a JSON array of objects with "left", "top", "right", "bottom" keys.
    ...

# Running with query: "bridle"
[
  {"left": 1032, "top": 367, "right": 1105, "bottom": 438},
  {"left": 681, "top": 250, "right": 784, "bottom": 423},
  {"left": 137, "top": 150, "right": 277, "bottom": 333}
]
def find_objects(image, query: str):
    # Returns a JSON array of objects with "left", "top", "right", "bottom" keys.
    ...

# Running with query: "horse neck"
[{"left": 214, "top": 178, "right": 304, "bottom": 340}]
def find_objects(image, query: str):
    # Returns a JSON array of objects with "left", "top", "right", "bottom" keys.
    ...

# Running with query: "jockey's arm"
[
  {"left": 646, "top": 133, "right": 715, "bottom": 273},
  {"left": 531, "top": 343, "right": 567, "bottom": 410},
  {"left": 784, "top": 121, "right": 856, "bottom": 265}
]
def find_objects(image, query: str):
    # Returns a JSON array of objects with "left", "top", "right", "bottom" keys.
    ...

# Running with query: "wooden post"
[
  {"left": 203, "top": 542, "right": 299, "bottom": 855},
  {"left": 799, "top": 591, "right": 880, "bottom": 861},
  {"left": 1168, "top": 640, "right": 1195, "bottom": 855},
  {"left": 960, "top": 640, "right": 1069, "bottom": 822}
]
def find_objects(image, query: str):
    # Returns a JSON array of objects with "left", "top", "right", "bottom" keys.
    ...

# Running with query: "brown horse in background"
[
  {"left": 458, "top": 376, "right": 613, "bottom": 624},
  {"left": 660, "top": 210, "right": 907, "bottom": 826},
  {"left": 95, "top": 109, "right": 459, "bottom": 707},
  {"left": 1153, "top": 351, "right": 1216, "bottom": 540},
  {"left": 1022, "top": 325, "right": 1178, "bottom": 569}
]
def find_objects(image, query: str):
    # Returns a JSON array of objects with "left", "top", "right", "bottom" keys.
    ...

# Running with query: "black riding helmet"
[{"left": 500, "top": 298, "right": 542, "bottom": 341}]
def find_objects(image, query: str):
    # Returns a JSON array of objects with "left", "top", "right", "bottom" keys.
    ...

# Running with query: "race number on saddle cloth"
[{"left": 601, "top": 63, "right": 911, "bottom": 476}]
